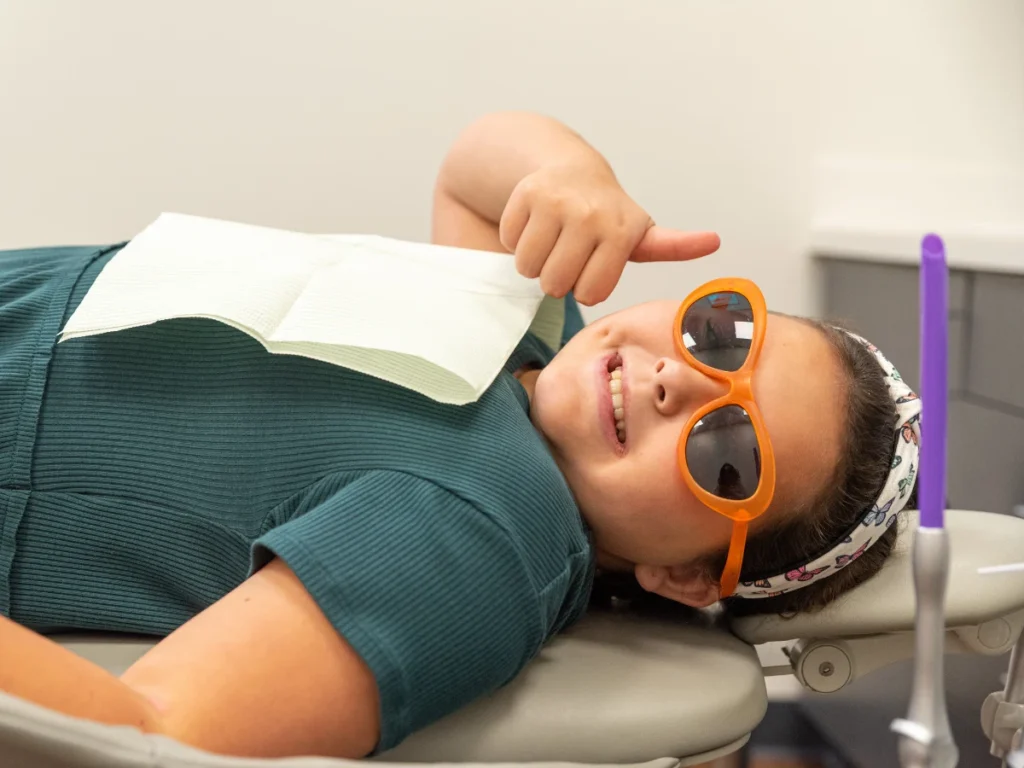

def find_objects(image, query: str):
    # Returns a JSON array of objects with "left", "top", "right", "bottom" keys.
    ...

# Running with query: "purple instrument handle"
[{"left": 919, "top": 234, "right": 948, "bottom": 529}]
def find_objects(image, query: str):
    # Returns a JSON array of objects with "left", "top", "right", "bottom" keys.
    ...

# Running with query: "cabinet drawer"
[
  {"left": 966, "top": 273, "right": 1024, "bottom": 411},
  {"left": 820, "top": 260, "right": 967, "bottom": 393},
  {"left": 947, "top": 401, "right": 1024, "bottom": 515}
]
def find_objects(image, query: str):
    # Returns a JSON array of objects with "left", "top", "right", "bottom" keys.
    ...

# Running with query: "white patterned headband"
[{"left": 733, "top": 331, "right": 922, "bottom": 599}]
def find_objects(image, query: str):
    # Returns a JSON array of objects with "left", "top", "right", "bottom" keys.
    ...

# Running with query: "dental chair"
[{"left": 1, "top": 509, "right": 1023, "bottom": 768}]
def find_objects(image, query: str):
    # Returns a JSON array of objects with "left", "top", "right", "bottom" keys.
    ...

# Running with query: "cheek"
[
  {"left": 631, "top": 420, "right": 687, "bottom": 493},
  {"left": 621, "top": 433, "right": 733, "bottom": 539},
  {"left": 596, "top": 440, "right": 691, "bottom": 528},
  {"left": 532, "top": 364, "right": 580, "bottom": 438}
]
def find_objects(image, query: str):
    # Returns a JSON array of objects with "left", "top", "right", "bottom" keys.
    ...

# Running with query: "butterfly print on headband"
[
  {"left": 898, "top": 464, "right": 917, "bottom": 499},
  {"left": 863, "top": 497, "right": 894, "bottom": 527},
  {"left": 742, "top": 578, "right": 773, "bottom": 589},
  {"left": 786, "top": 565, "right": 831, "bottom": 582},
  {"left": 836, "top": 540, "right": 871, "bottom": 568},
  {"left": 900, "top": 421, "right": 920, "bottom": 445}
]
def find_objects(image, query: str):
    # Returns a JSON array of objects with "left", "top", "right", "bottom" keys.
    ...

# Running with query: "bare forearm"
[
  {"left": 435, "top": 112, "right": 613, "bottom": 226},
  {"left": 0, "top": 559, "right": 379, "bottom": 760},
  {"left": 0, "top": 614, "right": 163, "bottom": 733}
]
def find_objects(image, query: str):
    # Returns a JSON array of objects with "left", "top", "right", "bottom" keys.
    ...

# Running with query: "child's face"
[{"left": 531, "top": 301, "right": 844, "bottom": 585}]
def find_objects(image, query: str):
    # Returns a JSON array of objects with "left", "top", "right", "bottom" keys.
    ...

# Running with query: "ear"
[{"left": 634, "top": 563, "right": 721, "bottom": 608}]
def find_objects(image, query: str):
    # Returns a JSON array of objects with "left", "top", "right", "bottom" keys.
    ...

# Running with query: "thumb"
[{"left": 630, "top": 226, "right": 721, "bottom": 263}]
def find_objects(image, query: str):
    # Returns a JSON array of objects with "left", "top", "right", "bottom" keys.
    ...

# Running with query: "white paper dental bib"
[{"left": 60, "top": 213, "right": 565, "bottom": 405}]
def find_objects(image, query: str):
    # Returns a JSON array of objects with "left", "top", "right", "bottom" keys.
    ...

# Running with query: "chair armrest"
[{"left": 732, "top": 510, "right": 1024, "bottom": 645}]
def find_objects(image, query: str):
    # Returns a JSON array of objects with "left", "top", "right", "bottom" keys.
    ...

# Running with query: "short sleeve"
[
  {"left": 250, "top": 471, "right": 549, "bottom": 753},
  {"left": 504, "top": 293, "right": 589, "bottom": 378},
  {"left": 525, "top": 294, "right": 587, "bottom": 354},
  {"left": 560, "top": 293, "right": 586, "bottom": 346}
]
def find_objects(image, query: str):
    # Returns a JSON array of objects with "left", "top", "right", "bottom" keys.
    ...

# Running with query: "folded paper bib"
[{"left": 60, "top": 213, "right": 565, "bottom": 405}]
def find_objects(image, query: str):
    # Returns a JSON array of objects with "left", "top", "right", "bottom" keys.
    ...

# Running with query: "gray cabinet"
[
  {"left": 818, "top": 257, "right": 1024, "bottom": 515},
  {"left": 949, "top": 401, "right": 1024, "bottom": 519},
  {"left": 799, "top": 256, "right": 1023, "bottom": 768},
  {"left": 967, "top": 273, "right": 1024, "bottom": 412}
]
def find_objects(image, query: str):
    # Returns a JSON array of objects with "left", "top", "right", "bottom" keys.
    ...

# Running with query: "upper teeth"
[{"left": 609, "top": 367, "right": 625, "bottom": 442}]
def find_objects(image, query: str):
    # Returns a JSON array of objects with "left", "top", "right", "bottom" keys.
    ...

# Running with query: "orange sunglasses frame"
[{"left": 673, "top": 277, "right": 776, "bottom": 599}]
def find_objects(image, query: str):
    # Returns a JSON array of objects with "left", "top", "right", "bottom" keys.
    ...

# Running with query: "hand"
[{"left": 498, "top": 162, "right": 720, "bottom": 305}]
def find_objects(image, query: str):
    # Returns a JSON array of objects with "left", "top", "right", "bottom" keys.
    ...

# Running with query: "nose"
[{"left": 652, "top": 356, "right": 728, "bottom": 418}]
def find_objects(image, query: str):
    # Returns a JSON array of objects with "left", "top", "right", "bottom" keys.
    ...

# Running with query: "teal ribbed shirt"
[{"left": 0, "top": 244, "right": 594, "bottom": 751}]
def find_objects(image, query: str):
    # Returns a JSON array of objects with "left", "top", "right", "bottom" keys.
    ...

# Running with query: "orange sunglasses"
[{"left": 672, "top": 278, "right": 776, "bottom": 598}]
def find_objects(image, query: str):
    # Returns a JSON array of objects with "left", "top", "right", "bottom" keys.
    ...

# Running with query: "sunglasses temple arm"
[{"left": 719, "top": 520, "right": 749, "bottom": 599}]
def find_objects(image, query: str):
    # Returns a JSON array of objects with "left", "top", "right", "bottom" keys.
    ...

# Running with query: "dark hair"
[{"left": 591, "top": 317, "right": 913, "bottom": 618}]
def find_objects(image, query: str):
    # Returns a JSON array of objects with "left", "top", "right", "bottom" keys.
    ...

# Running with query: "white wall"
[{"left": 2, "top": 0, "right": 1021, "bottom": 319}]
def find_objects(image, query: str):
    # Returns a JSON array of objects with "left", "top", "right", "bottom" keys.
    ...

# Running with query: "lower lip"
[{"left": 596, "top": 353, "right": 626, "bottom": 454}]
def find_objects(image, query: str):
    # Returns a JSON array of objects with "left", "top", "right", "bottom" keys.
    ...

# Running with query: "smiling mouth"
[{"left": 606, "top": 354, "right": 625, "bottom": 444}]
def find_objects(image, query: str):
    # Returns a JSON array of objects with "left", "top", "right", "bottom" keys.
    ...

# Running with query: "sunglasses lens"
[
  {"left": 685, "top": 405, "right": 761, "bottom": 501},
  {"left": 680, "top": 291, "right": 754, "bottom": 372}
]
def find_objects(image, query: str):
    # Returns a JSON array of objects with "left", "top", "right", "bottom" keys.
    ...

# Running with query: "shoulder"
[
  {"left": 259, "top": 467, "right": 592, "bottom": 609},
  {"left": 410, "top": 426, "right": 595, "bottom": 634}
]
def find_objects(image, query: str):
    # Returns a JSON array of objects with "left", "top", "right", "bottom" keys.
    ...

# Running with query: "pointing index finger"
[{"left": 629, "top": 228, "right": 721, "bottom": 263}]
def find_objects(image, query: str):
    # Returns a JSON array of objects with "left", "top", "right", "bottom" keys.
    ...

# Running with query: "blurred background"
[{"left": 2, "top": 2, "right": 1022, "bottom": 766}]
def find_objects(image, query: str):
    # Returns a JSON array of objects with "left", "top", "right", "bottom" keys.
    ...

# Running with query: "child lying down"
[{"left": 0, "top": 111, "right": 920, "bottom": 759}]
